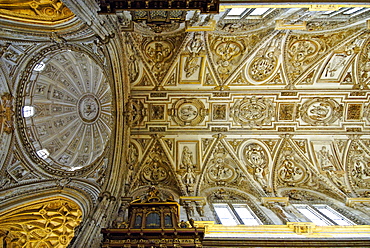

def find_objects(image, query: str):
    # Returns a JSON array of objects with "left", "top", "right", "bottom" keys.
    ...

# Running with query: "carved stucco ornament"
[
  {"left": 298, "top": 98, "right": 343, "bottom": 126},
  {"left": 126, "top": 98, "right": 147, "bottom": 127},
  {"left": 365, "top": 104, "right": 370, "bottom": 123},
  {"left": 0, "top": 93, "right": 14, "bottom": 134},
  {"left": 230, "top": 96, "right": 274, "bottom": 127},
  {"left": 209, "top": 35, "right": 246, "bottom": 81},
  {"left": 243, "top": 143, "right": 269, "bottom": 190},
  {"left": 0, "top": 0, "right": 74, "bottom": 24},
  {"left": 18, "top": 48, "right": 113, "bottom": 175},
  {"left": 347, "top": 141, "right": 370, "bottom": 190},
  {"left": 169, "top": 98, "right": 208, "bottom": 126},
  {"left": 205, "top": 144, "right": 237, "bottom": 186},
  {"left": 0, "top": 198, "right": 82, "bottom": 248}
]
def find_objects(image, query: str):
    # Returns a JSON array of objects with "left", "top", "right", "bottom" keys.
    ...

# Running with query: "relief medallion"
[{"left": 230, "top": 96, "right": 274, "bottom": 127}]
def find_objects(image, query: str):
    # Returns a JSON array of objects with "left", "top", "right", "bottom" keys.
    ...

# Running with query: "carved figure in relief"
[
  {"left": 352, "top": 160, "right": 370, "bottom": 181},
  {"left": 179, "top": 104, "right": 198, "bottom": 121},
  {"left": 210, "top": 158, "right": 232, "bottom": 180},
  {"left": 184, "top": 33, "right": 202, "bottom": 78},
  {"left": 316, "top": 146, "right": 334, "bottom": 171},
  {"left": 325, "top": 54, "right": 347, "bottom": 78},
  {"left": 143, "top": 157, "right": 168, "bottom": 183},
  {"left": 245, "top": 144, "right": 268, "bottom": 189},
  {"left": 279, "top": 155, "right": 303, "bottom": 185},
  {"left": 183, "top": 166, "right": 196, "bottom": 185},
  {"left": 180, "top": 146, "right": 194, "bottom": 169},
  {"left": 309, "top": 103, "right": 330, "bottom": 120},
  {"left": 127, "top": 143, "right": 138, "bottom": 166}
]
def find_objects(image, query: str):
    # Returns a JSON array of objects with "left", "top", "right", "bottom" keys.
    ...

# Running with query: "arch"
[{"left": 0, "top": 196, "right": 83, "bottom": 247}]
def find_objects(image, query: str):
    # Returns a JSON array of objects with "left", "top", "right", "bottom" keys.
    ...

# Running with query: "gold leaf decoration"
[{"left": 0, "top": 198, "right": 82, "bottom": 248}]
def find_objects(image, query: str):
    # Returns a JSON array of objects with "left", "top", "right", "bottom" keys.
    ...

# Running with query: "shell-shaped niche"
[{"left": 20, "top": 49, "right": 112, "bottom": 174}]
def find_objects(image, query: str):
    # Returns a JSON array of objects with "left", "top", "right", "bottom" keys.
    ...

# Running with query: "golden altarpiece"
[{"left": 0, "top": 0, "right": 370, "bottom": 247}]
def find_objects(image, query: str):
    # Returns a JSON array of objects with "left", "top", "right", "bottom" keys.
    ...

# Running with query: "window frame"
[
  {"left": 293, "top": 203, "right": 355, "bottom": 226},
  {"left": 213, "top": 202, "right": 263, "bottom": 226}
]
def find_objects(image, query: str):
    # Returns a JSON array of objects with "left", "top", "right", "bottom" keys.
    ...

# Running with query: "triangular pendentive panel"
[
  {"left": 273, "top": 137, "right": 346, "bottom": 201},
  {"left": 129, "top": 137, "right": 183, "bottom": 196}
]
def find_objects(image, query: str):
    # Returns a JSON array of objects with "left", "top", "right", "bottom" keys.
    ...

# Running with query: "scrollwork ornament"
[
  {"left": 364, "top": 104, "right": 370, "bottom": 123},
  {"left": 244, "top": 143, "right": 269, "bottom": 189},
  {"left": 169, "top": 99, "right": 208, "bottom": 126},
  {"left": 230, "top": 96, "right": 274, "bottom": 127},
  {"left": 125, "top": 99, "right": 147, "bottom": 127},
  {"left": 142, "top": 156, "right": 169, "bottom": 184},
  {"left": 209, "top": 35, "right": 246, "bottom": 81},
  {"left": 299, "top": 98, "right": 343, "bottom": 126},
  {"left": 348, "top": 142, "right": 370, "bottom": 189}
]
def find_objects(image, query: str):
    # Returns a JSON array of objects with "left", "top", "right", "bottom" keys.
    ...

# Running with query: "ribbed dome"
[{"left": 22, "top": 50, "right": 112, "bottom": 172}]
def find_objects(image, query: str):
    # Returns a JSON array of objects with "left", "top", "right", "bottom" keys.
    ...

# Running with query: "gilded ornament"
[
  {"left": 169, "top": 99, "right": 208, "bottom": 126},
  {"left": 230, "top": 96, "right": 274, "bottom": 127},
  {"left": 244, "top": 143, "right": 269, "bottom": 190},
  {"left": 299, "top": 98, "right": 343, "bottom": 126},
  {"left": 0, "top": 198, "right": 82, "bottom": 248},
  {"left": 247, "top": 37, "right": 282, "bottom": 83},
  {"left": 348, "top": 141, "right": 370, "bottom": 189},
  {"left": 0, "top": 0, "right": 74, "bottom": 24},
  {"left": 0, "top": 93, "right": 14, "bottom": 134},
  {"left": 209, "top": 35, "right": 246, "bottom": 81}
]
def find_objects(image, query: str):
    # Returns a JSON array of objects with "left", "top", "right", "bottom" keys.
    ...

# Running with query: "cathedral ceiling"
[
  {"left": 0, "top": 2, "right": 369, "bottom": 240},
  {"left": 123, "top": 6, "right": 370, "bottom": 200},
  {"left": 0, "top": 2, "right": 369, "bottom": 246}
]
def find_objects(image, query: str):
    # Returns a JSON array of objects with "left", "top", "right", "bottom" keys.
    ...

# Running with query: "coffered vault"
[{"left": 0, "top": 0, "right": 370, "bottom": 247}]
